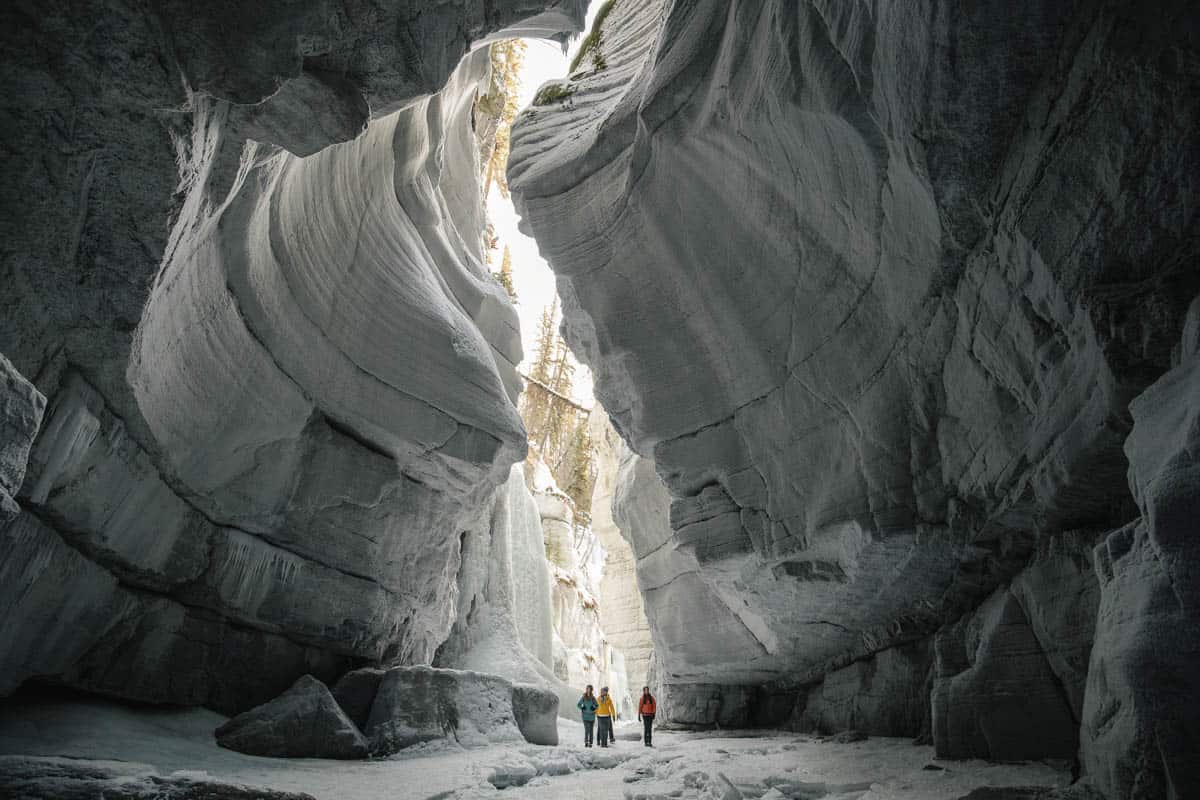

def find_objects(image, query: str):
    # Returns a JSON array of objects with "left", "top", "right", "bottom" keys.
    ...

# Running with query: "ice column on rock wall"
[
  {"left": 589, "top": 412, "right": 654, "bottom": 690},
  {"left": 528, "top": 455, "right": 635, "bottom": 718}
]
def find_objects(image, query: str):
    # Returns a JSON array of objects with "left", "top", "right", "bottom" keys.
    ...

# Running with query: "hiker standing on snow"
[
  {"left": 638, "top": 686, "right": 657, "bottom": 747},
  {"left": 595, "top": 686, "right": 616, "bottom": 747},
  {"left": 576, "top": 685, "right": 599, "bottom": 747}
]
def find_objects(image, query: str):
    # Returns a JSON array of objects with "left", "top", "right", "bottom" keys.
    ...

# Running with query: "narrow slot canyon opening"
[{"left": 1, "top": 2, "right": 1198, "bottom": 800}]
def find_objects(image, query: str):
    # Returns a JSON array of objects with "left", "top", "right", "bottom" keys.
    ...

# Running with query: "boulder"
[
  {"left": 357, "top": 666, "right": 549, "bottom": 753},
  {"left": 511, "top": 683, "right": 560, "bottom": 746},
  {"left": 331, "top": 668, "right": 386, "bottom": 731},
  {"left": 215, "top": 675, "right": 369, "bottom": 759},
  {"left": 486, "top": 758, "right": 538, "bottom": 789}
]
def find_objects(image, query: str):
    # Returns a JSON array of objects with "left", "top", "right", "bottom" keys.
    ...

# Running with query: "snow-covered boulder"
[
  {"left": 511, "top": 684, "right": 560, "bottom": 746},
  {"left": 359, "top": 666, "right": 556, "bottom": 755},
  {"left": 330, "top": 668, "right": 386, "bottom": 732},
  {"left": 215, "top": 675, "right": 368, "bottom": 759}
]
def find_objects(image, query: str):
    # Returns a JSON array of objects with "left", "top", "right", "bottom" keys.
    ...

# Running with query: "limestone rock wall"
[
  {"left": 0, "top": 1, "right": 584, "bottom": 712},
  {"left": 1081, "top": 298, "right": 1200, "bottom": 799},
  {"left": 797, "top": 640, "right": 933, "bottom": 740},
  {"left": 510, "top": 0, "right": 1199, "bottom": 790}
]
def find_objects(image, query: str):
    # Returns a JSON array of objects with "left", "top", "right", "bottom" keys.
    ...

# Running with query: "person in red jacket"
[{"left": 637, "top": 686, "right": 657, "bottom": 747}]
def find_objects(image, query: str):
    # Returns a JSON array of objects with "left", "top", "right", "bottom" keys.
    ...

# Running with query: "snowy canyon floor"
[{"left": 0, "top": 691, "right": 1072, "bottom": 800}]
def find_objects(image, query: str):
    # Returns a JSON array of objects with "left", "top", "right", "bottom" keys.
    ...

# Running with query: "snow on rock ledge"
[{"left": 510, "top": 0, "right": 1200, "bottom": 726}]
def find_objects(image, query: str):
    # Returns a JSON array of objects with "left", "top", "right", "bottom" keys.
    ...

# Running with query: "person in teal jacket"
[{"left": 576, "top": 685, "right": 599, "bottom": 747}]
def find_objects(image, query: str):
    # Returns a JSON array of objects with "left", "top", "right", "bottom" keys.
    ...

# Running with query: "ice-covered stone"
[
  {"left": 511, "top": 684, "right": 560, "bottom": 746},
  {"left": 214, "top": 675, "right": 368, "bottom": 760},
  {"left": 487, "top": 757, "right": 538, "bottom": 789},
  {"left": 362, "top": 666, "right": 550, "bottom": 755},
  {"left": 330, "top": 668, "right": 386, "bottom": 732}
]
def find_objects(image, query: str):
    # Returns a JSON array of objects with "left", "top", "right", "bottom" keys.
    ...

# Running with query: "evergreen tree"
[
  {"left": 564, "top": 418, "right": 596, "bottom": 520},
  {"left": 520, "top": 299, "right": 559, "bottom": 455},
  {"left": 492, "top": 245, "right": 518, "bottom": 302},
  {"left": 480, "top": 39, "right": 526, "bottom": 198},
  {"left": 540, "top": 335, "right": 575, "bottom": 456}
]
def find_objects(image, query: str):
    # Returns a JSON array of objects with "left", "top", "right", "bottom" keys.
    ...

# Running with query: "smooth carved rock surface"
[
  {"left": 510, "top": 0, "right": 1199, "bottom": 722},
  {"left": 0, "top": 2, "right": 583, "bottom": 710},
  {"left": 215, "top": 675, "right": 368, "bottom": 760}
]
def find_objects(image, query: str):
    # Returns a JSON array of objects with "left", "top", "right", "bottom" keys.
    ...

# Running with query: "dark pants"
[
  {"left": 642, "top": 714, "right": 654, "bottom": 745},
  {"left": 596, "top": 716, "right": 613, "bottom": 746},
  {"left": 582, "top": 719, "right": 594, "bottom": 746}
]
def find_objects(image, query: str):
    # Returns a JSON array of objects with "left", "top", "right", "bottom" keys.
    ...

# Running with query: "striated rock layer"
[
  {"left": 511, "top": 0, "right": 1199, "bottom": 792},
  {"left": 0, "top": 1, "right": 584, "bottom": 713}
]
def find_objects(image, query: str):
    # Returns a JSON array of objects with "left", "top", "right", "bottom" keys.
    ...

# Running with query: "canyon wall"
[
  {"left": 510, "top": 0, "right": 1199, "bottom": 793},
  {"left": 589, "top": 411, "right": 654, "bottom": 691},
  {"left": 0, "top": 1, "right": 584, "bottom": 714}
]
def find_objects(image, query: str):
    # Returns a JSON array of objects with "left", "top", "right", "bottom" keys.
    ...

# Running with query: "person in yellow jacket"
[{"left": 595, "top": 686, "right": 617, "bottom": 747}]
